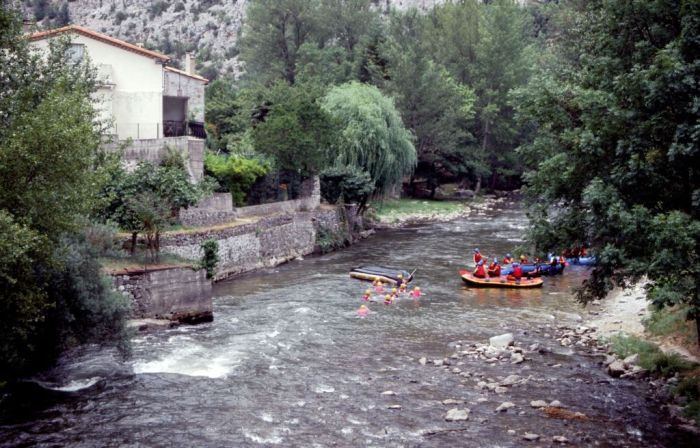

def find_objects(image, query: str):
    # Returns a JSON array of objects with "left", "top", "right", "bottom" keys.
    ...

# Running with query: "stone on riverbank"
[
  {"left": 607, "top": 360, "right": 626, "bottom": 377},
  {"left": 489, "top": 333, "right": 514, "bottom": 350},
  {"left": 530, "top": 400, "right": 548, "bottom": 408},
  {"left": 444, "top": 408, "right": 470, "bottom": 421},
  {"left": 496, "top": 402, "right": 515, "bottom": 412},
  {"left": 523, "top": 433, "right": 540, "bottom": 441},
  {"left": 553, "top": 435, "right": 569, "bottom": 444}
]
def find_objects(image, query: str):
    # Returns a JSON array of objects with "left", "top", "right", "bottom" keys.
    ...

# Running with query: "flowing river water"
[{"left": 0, "top": 202, "right": 692, "bottom": 447}]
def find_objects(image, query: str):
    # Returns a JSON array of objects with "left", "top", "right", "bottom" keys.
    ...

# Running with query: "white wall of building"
[{"left": 31, "top": 34, "right": 164, "bottom": 140}]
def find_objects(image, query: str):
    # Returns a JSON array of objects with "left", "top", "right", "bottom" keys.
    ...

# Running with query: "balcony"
[{"left": 163, "top": 120, "right": 206, "bottom": 139}]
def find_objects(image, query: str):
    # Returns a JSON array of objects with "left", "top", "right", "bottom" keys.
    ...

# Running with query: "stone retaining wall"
[
  {"left": 113, "top": 267, "right": 213, "bottom": 323},
  {"left": 160, "top": 205, "right": 354, "bottom": 281}
]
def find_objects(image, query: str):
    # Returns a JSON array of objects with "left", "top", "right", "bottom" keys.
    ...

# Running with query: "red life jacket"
[
  {"left": 488, "top": 264, "right": 501, "bottom": 277},
  {"left": 474, "top": 264, "right": 486, "bottom": 278},
  {"left": 473, "top": 253, "right": 482, "bottom": 264},
  {"left": 513, "top": 266, "right": 523, "bottom": 279},
  {"left": 503, "top": 256, "right": 513, "bottom": 264}
]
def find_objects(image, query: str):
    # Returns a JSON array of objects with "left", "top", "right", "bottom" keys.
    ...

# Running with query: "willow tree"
[{"left": 321, "top": 82, "right": 416, "bottom": 199}]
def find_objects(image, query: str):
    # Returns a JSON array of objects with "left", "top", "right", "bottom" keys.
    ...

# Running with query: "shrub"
[
  {"left": 609, "top": 334, "right": 695, "bottom": 377},
  {"left": 204, "top": 151, "right": 269, "bottom": 206},
  {"left": 200, "top": 239, "right": 219, "bottom": 279},
  {"left": 320, "top": 165, "right": 374, "bottom": 209},
  {"left": 315, "top": 225, "right": 348, "bottom": 254}
]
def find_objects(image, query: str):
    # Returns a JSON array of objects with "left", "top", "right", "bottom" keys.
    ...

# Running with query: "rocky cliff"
[{"left": 18, "top": 0, "right": 448, "bottom": 79}]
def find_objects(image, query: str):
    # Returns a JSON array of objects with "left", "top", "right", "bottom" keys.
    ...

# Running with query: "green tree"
[
  {"left": 251, "top": 82, "right": 338, "bottom": 176},
  {"left": 514, "top": 0, "right": 700, "bottom": 344},
  {"left": 0, "top": 8, "right": 127, "bottom": 382},
  {"left": 382, "top": 10, "right": 477, "bottom": 194},
  {"left": 240, "top": 0, "right": 322, "bottom": 84},
  {"left": 426, "top": 0, "right": 535, "bottom": 190},
  {"left": 321, "top": 82, "right": 416, "bottom": 198},
  {"left": 97, "top": 157, "right": 206, "bottom": 257}
]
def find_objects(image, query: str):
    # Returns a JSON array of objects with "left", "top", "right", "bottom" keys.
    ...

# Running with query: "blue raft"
[
  {"left": 566, "top": 256, "right": 596, "bottom": 266},
  {"left": 501, "top": 262, "right": 566, "bottom": 277}
]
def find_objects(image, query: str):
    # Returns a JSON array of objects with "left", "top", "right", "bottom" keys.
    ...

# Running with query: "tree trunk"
[
  {"left": 130, "top": 232, "right": 137, "bottom": 255},
  {"left": 475, "top": 177, "right": 482, "bottom": 195}
]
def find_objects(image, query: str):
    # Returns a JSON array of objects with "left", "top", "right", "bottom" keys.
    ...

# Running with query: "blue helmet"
[
  {"left": 474, "top": 248, "right": 480, "bottom": 253},
  {"left": 506, "top": 253, "right": 512, "bottom": 258},
  {"left": 513, "top": 262, "right": 520, "bottom": 266}
]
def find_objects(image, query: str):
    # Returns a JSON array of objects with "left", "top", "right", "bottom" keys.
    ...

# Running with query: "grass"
[
  {"left": 609, "top": 334, "right": 695, "bottom": 377},
  {"left": 372, "top": 199, "right": 466, "bottom": 220},
  {"left": 100, "top": 253, "right": 195, "bottom": 273},
  {"left": 644, "top": 305, "right": 698, "bottom": 347}
]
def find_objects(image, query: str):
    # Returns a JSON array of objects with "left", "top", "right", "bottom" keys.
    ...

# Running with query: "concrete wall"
[
  {"left": 164, "top": 69, "right": 206, "bottom": 122},
  {"left": 113, "top": 267, "right": 213, "bottom": 323},
  {"left": 104, "top": 136, "right": 203, "bottom": 182}
]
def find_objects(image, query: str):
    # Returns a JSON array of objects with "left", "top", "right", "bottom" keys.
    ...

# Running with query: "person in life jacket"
[
  {"left": 507, "top": 262, "right": 523, "bottom": 281},
  {"left": 473, "top": 260, "right": 487, "bottom": 278},
  {"left": 488, "top": 258, "right": 501, "bottom": 277},
  {"left": 473, "top": 248, "right": 482, "bottom": 264},
  {"left": 519, "top": 254, "right": 528, "bottom": 264},
  {"left": 410, "top": 286, "right": 421, "bottom": 298},
  {"left": 503, "top": 253, "right": 514, "bottom": 264}
]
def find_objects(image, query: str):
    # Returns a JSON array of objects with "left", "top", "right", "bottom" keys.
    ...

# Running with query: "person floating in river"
[
  {"left": 410, "top": 286, "right": 421, "bottom": 298},
  {"left": 473, "top": 260, "right": 487, "bottom": 278},
  {"left": 488, "top": 258, "right": 501, "bottom": 277},
  {"left": 362, "top": 289, "right": 371, "bottom": 301},
  {"left": 374, "top": 280, "right": 385, "bottom": 294},
  {"left": 507, "top": 262, "right": 523, "bottom": 281},
  {"left": 384, "top": 294, "right": 393, "bottom": 305},
  {"left": 357, "top": 304, "right": 369, "bottom": 317},
  {"left": 473, "top": 248, "right": 482, "bottom": 264},
  {"left": 503, "top": 253, "right": 514, "bottom": 264}
]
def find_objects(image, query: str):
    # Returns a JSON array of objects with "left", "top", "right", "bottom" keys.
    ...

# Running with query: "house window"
[{"left": 65, "top": 44, "right": 85, "bottom": 64}]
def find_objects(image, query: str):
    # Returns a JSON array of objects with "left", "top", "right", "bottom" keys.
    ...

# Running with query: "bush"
[
  {"left": 200, "top": 239, "right": 219, "bottom": 279},
  {"left": 315, "top": 225, "right": 348, "bottom": 254},
  {"left": 320, "top": 165, "right": 374, "bottom": 208},
  {"left": 115, "top": 11, "right": 127, "bottom": 25},
  {"left": 204, "top": 151, "right": 269, "bottom": 206},
  {"left": 609, "top": 334, "right": 695, "bottom": 377}
]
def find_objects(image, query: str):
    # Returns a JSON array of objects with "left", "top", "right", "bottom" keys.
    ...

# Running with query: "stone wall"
[
  {"left": 113, "top": 267, "right": 213, "bottom": 323},
  {"left": 160, "top": 205, "right": 351, "bottom": 281},
  {"left": 179, "top": 192, "right": 238, "bottom": 227},
  {"left": 179, "top": 176, "right": 321, "bottom": 227}
]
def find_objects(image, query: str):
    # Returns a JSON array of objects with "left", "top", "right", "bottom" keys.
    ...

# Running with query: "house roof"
[
  {"left": 164, "top": 65, "right": 209, "bottom": 84},
  {"left": 29, "top": 25, "right": 170, "bottom": 62}
]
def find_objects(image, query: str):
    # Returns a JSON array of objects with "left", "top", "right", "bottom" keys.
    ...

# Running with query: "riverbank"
[{"left": 373, "top": 195, "right": 509, "bottom": 228}]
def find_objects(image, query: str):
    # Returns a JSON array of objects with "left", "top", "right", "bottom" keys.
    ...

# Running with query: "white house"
[{"left": 29, "top": 25, "right": 208, "bottom": 180}]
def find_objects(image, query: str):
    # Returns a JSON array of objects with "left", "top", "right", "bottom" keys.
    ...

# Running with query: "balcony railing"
[
  {"left": 110, "top": 121, "right": 207, "bottom": 140},
  {"left": 164, "top": 120, "right": 207, "bottom": 139}
]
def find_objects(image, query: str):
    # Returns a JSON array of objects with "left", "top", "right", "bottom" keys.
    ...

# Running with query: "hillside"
[{"left": 19, "top": 0, "right": 448, "bottom": 79}]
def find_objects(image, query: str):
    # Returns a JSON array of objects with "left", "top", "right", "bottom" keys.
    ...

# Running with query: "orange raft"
[{"left": 459, "top": 270, "right": 544, "bottom": 288}]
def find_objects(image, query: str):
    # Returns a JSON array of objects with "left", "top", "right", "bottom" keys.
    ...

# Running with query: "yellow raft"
[
  {"left": 459, "top": 270, "right": 544, "bottom": 288},
  {"left": 349, "top": 266, "right": 413, "bottom": 285}
]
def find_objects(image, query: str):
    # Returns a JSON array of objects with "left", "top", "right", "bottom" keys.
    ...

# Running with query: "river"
[{"left": 0, "top": 202, "right": 691, "bottom": 447}]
